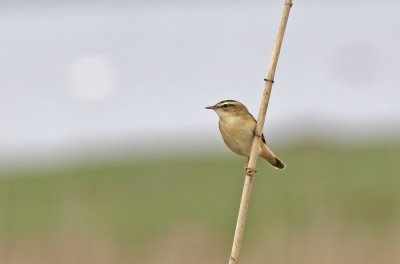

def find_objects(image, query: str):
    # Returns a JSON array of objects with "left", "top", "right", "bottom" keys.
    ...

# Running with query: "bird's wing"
[
  {"left": 249, "top": 112, "right": 267, "bottom": 144},
  {"left": 261, "top": 133, "right": 266, "bottom": 144}
]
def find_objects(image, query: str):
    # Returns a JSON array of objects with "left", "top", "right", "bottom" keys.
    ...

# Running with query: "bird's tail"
[{"left": 260, "top": 144, "right": 286, "bottom": 169}]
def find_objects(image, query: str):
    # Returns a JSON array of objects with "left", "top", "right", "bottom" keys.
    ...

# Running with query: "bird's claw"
[{"left": 245, "top": 167, "right": 257, "bottom": 176}]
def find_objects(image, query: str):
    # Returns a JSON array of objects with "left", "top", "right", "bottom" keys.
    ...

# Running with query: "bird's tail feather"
[
  {"left": 271, "top": 156, "right": 286, "bottom": 169},
  {"left": 260, "top": 145, "right": 286, "bottom": 170}
]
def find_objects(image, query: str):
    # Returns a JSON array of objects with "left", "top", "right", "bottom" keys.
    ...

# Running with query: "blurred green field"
[{"left": 1, "top": 142, "right": 400, "bottom": 263}]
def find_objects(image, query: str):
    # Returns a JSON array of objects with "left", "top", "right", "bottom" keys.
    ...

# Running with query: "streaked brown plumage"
[{"left": 206, "top": 100, "right": 285, "bottom": 169}]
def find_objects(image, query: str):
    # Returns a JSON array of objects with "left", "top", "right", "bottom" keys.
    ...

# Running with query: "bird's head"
[{"left": 205, "top": 100, "right": 249, "bottom": 119}]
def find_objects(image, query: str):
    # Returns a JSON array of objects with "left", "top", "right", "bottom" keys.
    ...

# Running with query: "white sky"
[{"left": 1, "top": 2, "right": 400, "bottom": 162}]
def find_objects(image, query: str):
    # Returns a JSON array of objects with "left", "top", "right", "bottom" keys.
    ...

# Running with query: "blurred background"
[{"left": 1, "top": 0, "right": 400, "bottom": 263}]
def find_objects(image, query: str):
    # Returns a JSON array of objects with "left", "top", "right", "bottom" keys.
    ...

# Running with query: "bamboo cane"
[{"left": 228, "top": 1, "right": 293, "bottom": 263}]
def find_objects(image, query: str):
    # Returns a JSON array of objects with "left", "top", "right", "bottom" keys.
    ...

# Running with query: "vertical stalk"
[{"left": 228, "top": 1, "right": 293, "bottom": 263}]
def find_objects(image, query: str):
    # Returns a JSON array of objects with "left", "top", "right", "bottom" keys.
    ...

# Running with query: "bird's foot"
[{"left": 245, "top": 167, "right": 257, "bottom": 177}]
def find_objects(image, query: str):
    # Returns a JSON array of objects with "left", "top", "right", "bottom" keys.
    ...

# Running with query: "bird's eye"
[{"left": 222, "top": 104, "right": 228, "bottom": 109}]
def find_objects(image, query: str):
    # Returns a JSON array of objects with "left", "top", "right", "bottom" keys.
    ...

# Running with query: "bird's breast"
[{"left": 218, "top": 115, "right": 256, "bottom": 156}]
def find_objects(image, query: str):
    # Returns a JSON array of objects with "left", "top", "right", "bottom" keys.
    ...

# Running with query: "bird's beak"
[{"left": 205, "top": 105, "right": 217, "bottom": 110}]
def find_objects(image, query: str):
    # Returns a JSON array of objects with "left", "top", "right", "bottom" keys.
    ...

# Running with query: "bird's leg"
[
  {"left": 253, "top": 129, "right": 263, "bottom": 140},
  {"left": 243, "top": 131, "right": 260, "bottom": 177}
]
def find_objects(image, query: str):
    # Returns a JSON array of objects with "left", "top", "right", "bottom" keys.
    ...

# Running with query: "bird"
[{"left": 206, "top": 100, "right": 285, "bottom": 169}]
